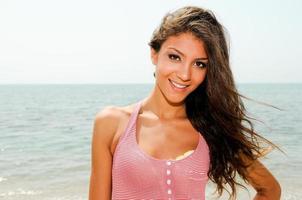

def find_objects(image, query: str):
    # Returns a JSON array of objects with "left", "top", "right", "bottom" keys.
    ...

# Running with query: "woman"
[{"left": 89, "top": 6, "right": 281, "bottom": 200}]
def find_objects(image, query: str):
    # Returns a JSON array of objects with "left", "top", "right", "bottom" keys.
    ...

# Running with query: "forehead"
[{"left": 161, "top": 32, "right": 207, "bottom": 57}]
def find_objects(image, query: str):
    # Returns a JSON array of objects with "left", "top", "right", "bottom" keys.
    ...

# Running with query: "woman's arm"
[
  {"left": 89, "top": 107, "right": 119, "bottom": 200},
  {"left": 244, "top": 157, "right": 281, "bottom": 200}
]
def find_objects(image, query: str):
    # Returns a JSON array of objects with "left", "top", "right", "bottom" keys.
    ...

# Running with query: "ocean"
[{"left": 0, "top": 83, "right": 301, "bottom": 200}]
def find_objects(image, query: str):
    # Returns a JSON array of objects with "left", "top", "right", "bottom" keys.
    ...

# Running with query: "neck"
[{"left": 140, "top": 87, "right": 187, "bottom": 120}]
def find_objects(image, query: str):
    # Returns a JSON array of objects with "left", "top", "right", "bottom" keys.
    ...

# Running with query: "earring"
[{"left": 153, "top": 72, "right": 155, "bottom": 77}]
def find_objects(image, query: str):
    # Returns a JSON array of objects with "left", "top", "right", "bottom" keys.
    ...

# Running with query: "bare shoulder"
[
  {"left": 93, "top": 103, "right": 137, "bottom": 153},
  {"left": 89, "top": 104, "right": 131, "bottom": 200}
]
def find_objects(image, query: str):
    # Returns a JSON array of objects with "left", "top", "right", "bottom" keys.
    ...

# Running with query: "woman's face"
[{"left": 151, "top": 32, "right": 208, "bottom": 104}]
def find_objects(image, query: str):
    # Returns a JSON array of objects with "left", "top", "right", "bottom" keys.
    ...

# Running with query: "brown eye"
[
  {"left": 168, "top": 54, "right": 180, "bottom": 61},
  {"left": 195, "top": 61, "right": 207, "bottom": 68}
]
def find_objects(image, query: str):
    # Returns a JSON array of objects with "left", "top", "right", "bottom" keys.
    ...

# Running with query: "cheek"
[
  {"left": 157, "top": 59, "right": 177, "bottom": 76},
  {"left": 193, "top": 70, "right": 207, "bottom": 84},
  {"left": 200, "top": 70, "right": 207, "bottom": 81}
]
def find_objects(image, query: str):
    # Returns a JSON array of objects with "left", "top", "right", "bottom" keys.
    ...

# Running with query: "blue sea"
[{"left": 0, "top": 83, "right": 301, "bottom": 200}]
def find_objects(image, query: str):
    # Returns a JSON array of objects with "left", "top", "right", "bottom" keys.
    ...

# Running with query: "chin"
[
  {"left": 164, "top": 93, "right": 188, "bottom": 106},
  {"left": 156, "top": 80, "right": 190, "bottom": 105}
]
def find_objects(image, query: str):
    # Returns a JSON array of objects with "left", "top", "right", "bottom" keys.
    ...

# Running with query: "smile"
[{"left": 169, "top": 79, "right": 189, "bottom": 89}]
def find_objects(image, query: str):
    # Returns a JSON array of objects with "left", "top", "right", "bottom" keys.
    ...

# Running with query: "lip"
[{"left": 169, "top": 79, "right": 189, "bottom": 92}]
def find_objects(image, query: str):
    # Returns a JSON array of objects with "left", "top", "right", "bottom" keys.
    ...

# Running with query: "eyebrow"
[{"left": 167, "top": 47, "right": 208, "bottom": 60}]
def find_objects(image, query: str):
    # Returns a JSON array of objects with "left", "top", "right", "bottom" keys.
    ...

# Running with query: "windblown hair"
[{"left": 148, "top": 6, "right": 279, "bottom": 199}]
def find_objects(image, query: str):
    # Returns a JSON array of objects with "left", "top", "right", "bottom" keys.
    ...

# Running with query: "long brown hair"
[{"left": 148, "top": 6, "right": 280, "bottom": 199}]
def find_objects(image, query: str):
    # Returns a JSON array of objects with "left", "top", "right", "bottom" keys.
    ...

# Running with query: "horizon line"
[{"left": 0, "top": 82, "right": 301, "bottom": 85}]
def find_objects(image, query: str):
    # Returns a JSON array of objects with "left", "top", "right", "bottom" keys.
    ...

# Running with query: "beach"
[{"left": 0, "top": 83, "right": 301, "bottom": 200}]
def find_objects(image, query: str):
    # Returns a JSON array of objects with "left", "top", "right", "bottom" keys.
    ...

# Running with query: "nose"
[{"left": 176, "top": 63, "right": 191, "bottom": 82}]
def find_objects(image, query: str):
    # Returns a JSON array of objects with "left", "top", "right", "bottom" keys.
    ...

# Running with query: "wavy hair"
[{"left": 148, "top": 6, "right": 280, "bottom": 199}]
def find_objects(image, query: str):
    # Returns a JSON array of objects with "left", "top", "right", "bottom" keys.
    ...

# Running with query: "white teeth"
[{"left": 170, "top": 80, "right": 188, "bottom": 89}]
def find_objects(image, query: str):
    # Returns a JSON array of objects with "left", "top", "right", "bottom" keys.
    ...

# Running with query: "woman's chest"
[{"left": 112, "top": 114, "right": 201, "bottom": 160}]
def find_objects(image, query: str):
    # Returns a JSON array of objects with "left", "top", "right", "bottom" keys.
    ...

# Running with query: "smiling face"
[{"left": 151, "top": 32, "right": 208, "bottom": 104}]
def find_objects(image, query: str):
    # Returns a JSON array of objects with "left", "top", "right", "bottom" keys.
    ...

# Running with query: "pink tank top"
[{"left": 111, "top": 100, "right": 210, "bottom": 200}]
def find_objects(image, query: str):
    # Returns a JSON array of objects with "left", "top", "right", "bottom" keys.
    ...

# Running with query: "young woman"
[{"left": 89, "top": 6, "right": 281, "bottom": 200}]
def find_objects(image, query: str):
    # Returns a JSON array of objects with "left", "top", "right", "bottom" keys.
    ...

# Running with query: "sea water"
[{"left": 0, "top": 83, "right": 301, "bottom": 200}]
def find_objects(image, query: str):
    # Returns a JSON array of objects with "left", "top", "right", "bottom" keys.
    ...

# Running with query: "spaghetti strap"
[
  {"left": 111, "top": 99, "right": 210, "bottom": 200},
  {"left": 119, "top": 100, "right": 143, "bottom": 141}
]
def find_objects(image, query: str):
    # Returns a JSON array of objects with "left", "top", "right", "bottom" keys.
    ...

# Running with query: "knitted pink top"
[{"left": 111, "top": 100, "right": 210, "bottom": 199}]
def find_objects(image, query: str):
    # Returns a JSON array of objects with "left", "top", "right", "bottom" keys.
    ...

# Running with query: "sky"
[{"left": 0, "top": 0, "right": 301, "bottom": 84}]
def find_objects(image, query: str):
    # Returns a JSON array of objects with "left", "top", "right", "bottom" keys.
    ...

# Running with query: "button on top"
[{"left": 166, "top": 161, "right": 171, "bottom": 166}]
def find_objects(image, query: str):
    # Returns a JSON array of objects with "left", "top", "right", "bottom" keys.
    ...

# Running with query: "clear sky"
[{"left": 0, "top": 0, "right": 301, "bottom": 84}]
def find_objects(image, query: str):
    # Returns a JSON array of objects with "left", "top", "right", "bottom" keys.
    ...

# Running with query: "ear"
[{"left": 150, "top": 47, "right": 158, "bottom": 66}]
